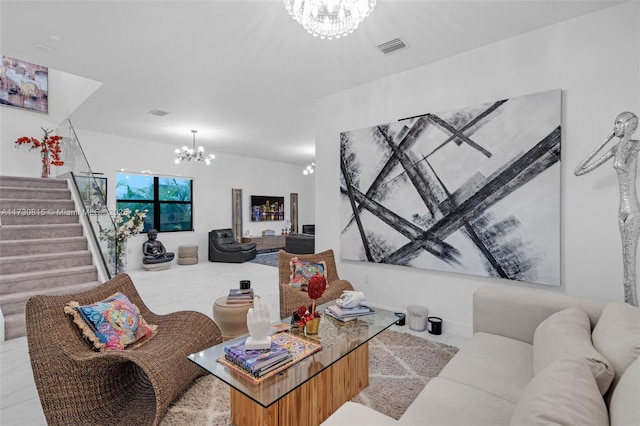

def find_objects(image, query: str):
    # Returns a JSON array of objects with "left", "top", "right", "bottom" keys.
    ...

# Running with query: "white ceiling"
[{"left": 0, "top": 1, "right": 621, "bottom": 166}]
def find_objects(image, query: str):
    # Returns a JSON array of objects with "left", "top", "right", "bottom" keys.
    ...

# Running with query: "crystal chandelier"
[
  {"left": 284, "top": 0, "right": 376, "bottom": 40},
  {"left": 174, "top": 130, "right": 215, "bottom": 165},
  {"left": 303, "top": 162, "right": 315, "bottom": 175}
]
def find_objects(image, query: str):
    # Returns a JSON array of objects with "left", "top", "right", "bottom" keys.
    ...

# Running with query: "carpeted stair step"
[
  {"left": 0, "top": 198, "right": 75, "bottom": 212},
  {"left": 2, "top": 278, "right": 102, "bottom": 340},
  {"left": 0, "top": 265, "right": 98, "bottom": 295},
  {"left": 0, "top": 250, "right": 94, "bottom": 275},
  {"left": 0, "top": 175, "right": 106, "bottom": 341},
  {"left": 0, "top": 236, "right": 87, "bottom": 257},
  {"left": 0, "top": 199, "right": 78, "bottom": 225},
  {"left": 0, "top": 223, "right": 84, "bottom": 241},
  {"left": 0, "top": 280, "right": 102, "bottom": 316},
  {"left": 0, "top": 186, "right": 71, "bottom": 200},
  {"left": 0, "top": 176, "right": 68, "bottom": 190},
  {"left": 0, "top": 210, "right": 80, "bottom": 225}
]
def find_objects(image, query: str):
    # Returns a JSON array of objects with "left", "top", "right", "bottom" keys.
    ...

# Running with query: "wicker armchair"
[
  {"left": 278, "top": 249, "right": 354, "bottom": 319},
  {"left": 25, "top": 273, "right": 221, "bottom": 426}
]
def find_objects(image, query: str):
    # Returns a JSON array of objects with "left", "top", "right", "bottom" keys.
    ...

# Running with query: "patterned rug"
[
  {"left": 161, "top": 330, "right": 458, "bottom": 425},
  {"left": 247, "top": 251, "right": 279, "bottom": 267}
]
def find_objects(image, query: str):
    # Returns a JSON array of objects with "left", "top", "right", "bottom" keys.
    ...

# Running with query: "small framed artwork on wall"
[
  {"left": 0, "top": 55, "right": 49, "bottom": 113},
  {"left": 75, "top": 176, "right": 107, "bottom": 212}
]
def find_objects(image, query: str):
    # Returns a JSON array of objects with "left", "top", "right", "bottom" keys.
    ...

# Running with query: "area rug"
[
  {"left": 247, "top": 251, "right": 279, "bottom": 268},
  {"left": 161, "top": 330, "right": 458, "bottom": 425}
]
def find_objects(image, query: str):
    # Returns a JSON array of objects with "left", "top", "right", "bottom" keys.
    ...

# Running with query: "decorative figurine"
[
  {"left": 141, "top": 229, "right": 175, "bottom": 264},
  {"left": 574, "top": 111, "right": 639, "bottom": 306},
  {"left": 245, "top": 296, "right": 272, "bottom": 350},
  {"left": 336, "top": 290, "right": 366, "bottom": 309}
]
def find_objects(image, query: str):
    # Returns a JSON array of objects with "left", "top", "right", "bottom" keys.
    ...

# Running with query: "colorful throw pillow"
[
  {"left": 64, "top": 292, "right": 157, "bottom": 351},
  {"left": 289, "top": 257, "right": 327, "bottom": 288}
]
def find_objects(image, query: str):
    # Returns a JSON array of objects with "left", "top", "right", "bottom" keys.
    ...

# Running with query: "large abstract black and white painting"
[{"left": 339, "top": 89, "right": 561, "bottom": 286}]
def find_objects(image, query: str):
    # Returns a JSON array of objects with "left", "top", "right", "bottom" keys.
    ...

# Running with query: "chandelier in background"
[
  {"left": 284, "top": 0, "right": 376, "bottom": 40},
  {"left": 174, "top": 130, "right": 216, "bottom": 165},
  {"left": 303, "top": 162, "right": 315, "bottom": 175}
]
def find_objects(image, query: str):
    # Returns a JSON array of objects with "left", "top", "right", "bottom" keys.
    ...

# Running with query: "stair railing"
[{"left": 55, "top": 119, "right": 116, "bottom": 279}]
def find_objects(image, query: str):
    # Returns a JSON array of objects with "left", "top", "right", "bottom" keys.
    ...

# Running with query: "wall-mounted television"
[{"left": 251, "top": 195, "right": 284, "bottom": 222}]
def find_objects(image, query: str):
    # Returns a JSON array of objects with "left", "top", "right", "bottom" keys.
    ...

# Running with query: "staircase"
[{"left": 0, "top": 176, "right": 101, "bottom": 340}]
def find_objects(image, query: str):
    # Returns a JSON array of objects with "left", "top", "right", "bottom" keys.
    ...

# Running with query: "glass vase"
[
  {"left": 41, "top": 151, "right": 51, "bottom": 179},
  {"left": 116, "top": 240, "right": 128, "bottom": 274}
]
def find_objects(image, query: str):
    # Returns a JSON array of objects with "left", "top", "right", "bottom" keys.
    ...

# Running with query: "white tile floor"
[{"left": 0, "top": 258, "right": 465, "bottom": 425}]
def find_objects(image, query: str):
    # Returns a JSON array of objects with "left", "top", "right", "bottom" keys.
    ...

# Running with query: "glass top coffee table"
[{"left": 188, "top": 302, "right": 398, "bottom": 426}]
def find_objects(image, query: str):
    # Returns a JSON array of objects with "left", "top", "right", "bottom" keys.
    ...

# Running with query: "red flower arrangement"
[
  {"left": 15, "top": 127, "right": 64, "bottom": 166},
  {"left": 296, "top": 274, "right": 327, "bottom": 327}
]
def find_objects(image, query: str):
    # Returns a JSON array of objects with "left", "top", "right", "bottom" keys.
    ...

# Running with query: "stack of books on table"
[
  {"left": 223, "top": 340, "right": 293, "bottom": 378},
  {"left": 227, "top": 288, "right": 254, "bottom": 305},
  {"left": 325, "top": 304, "right": 375, "bottom": 322}
]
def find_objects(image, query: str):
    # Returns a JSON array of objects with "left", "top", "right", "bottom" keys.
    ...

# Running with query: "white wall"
[{"left": 315, "top": 2, "right": 640, "bottom": 337}]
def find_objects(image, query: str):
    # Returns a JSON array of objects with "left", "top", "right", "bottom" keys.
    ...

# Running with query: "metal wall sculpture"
[{"left": 339, "top": 89, "right": 562, "bottom": 286}]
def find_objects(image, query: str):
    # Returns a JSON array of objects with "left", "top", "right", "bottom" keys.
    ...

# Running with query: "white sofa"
[{"left": 322, "top": 285, "right": 640, "bottom": 426}]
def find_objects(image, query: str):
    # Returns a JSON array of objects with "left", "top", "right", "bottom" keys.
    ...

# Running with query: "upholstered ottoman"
[
  {"left": 212, "top": 296, "right": 253, "bottom": 340},
  {"left": 178, "top": 244, "right": 199, "bottom": 265}
]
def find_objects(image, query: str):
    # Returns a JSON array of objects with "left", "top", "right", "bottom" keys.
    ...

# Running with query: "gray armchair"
[{"left": 208, "top": 228, "right": 257, "bottom": 263}]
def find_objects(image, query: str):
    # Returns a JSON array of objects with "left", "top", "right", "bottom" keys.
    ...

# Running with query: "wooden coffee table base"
[{"left": 230, "top": 343, "right": 369, "bottom": 426}]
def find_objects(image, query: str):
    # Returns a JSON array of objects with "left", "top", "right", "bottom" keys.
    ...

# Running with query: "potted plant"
[
  {"left": 14, "top": 127, "right": 64, "bottom": 178},
  {"left": 99, "top": 208, "right": 148, "bottom": 273},
  {"left": 295, "top": 274, "right": 327, "bottom": 334}
]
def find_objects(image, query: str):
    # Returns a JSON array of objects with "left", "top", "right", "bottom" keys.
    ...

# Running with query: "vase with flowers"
[
  {"left": 99, "top": 208, "right": 148, "bottom": 274},
  {"left": 15, "top": 128, "right": 64, "bottom": 178},
  {"left": 295, "top": 275, "right": 327, "bottom": 334}
]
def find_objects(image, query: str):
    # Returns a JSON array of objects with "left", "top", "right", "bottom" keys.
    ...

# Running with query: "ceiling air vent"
[
  {"left": 377, "top": 37, "right": 408, "bottom": 55},
  {"left": 148, "top": 109, "right": 170, "bottom": 117}
]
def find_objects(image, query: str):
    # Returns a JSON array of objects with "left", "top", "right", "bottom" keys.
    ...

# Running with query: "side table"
[{"left": 212, "top": 296, "right": 253, "bottom": 341}]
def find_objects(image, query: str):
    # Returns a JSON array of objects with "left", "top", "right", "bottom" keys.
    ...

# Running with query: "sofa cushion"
[
  {"left": 533, "top": 307, "right": 614, "bottom": 395},
  {"left": 241, "top": 242, "right": 257, "bottom": 251},
  {"left": 592, "top": 302, "right": 640, "bottom": 385},
  {"left": 510, "top": 357, "right": 609, "bottom": 426},
  {"left": 473, "top": 285, "right": 606, "bottom": 345},
  {"left": 402, "top": 377, "right": 516, "bottom": 426},
  {"left": 222, "top": 242, "right": 242, "bottom": 252},
  {"left": 438, "top": 332, "right": 533, "bottom": 403},
  {"left": 321, "top": 402, "right": 398, "bottom": 425},
  {"left": 609, "top": 357, "right": 640, "bottom": 426}
]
